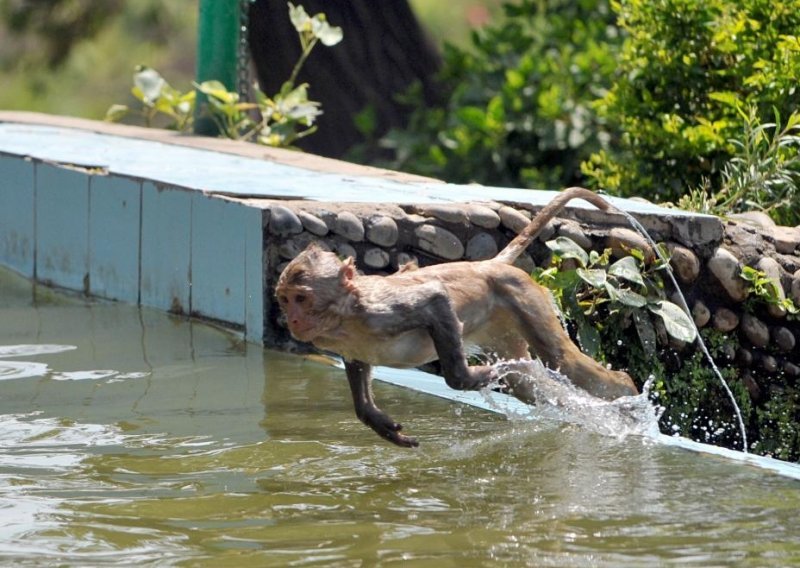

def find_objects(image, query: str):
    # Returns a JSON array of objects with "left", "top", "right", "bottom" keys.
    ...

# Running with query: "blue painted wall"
[
  {"left": 0, "top": 157, "right": 266, "bottom": 343},
  {"left": 0, "top": 155, "right": 35, "bottom": 277}
]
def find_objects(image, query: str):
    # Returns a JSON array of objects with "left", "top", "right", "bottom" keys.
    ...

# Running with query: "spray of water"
[
  {"left": 486, "top": 359, "right": 663, "bottom": 440},
  {"left": 615, "top": 209, "right": 749, "bottom": 452}
]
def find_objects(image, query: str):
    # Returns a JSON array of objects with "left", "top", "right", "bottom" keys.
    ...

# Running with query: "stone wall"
[{"left": 259, "top": 197, "right": 800, "bottom": 455}]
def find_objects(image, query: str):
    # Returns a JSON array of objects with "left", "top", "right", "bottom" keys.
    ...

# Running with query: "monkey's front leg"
[
  {"left": 426, "top": 293, "right": 497, "bottom": 391},
  {"left": 344, "top": 359, "right": 419, "bottom": 448}
]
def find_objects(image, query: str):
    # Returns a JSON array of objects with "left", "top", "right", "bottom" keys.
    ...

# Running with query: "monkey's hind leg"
[{"left": 501, "top": 276, "right": 638, "bottom": 400}]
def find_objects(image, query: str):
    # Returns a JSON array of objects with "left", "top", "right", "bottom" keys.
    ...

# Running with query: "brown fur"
[{"left": 276, "top": 187, "right": 638, "bottom": 447}]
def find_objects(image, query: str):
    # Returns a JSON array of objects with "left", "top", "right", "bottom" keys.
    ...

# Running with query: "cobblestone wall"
[{"left": 260, "top": 199, "right": 800, "bottom": 416}]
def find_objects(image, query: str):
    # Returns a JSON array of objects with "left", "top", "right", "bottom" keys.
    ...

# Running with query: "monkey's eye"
[
  {"left": 294, "top": 294, "right": 307, "bottom": 304},
  {"left": 277, "top": 294, "right": 288, "bottom": 306}
]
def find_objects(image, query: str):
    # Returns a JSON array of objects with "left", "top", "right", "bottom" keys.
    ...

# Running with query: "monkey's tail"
[{"left": 494, "top": 186, "right": 616, "bottom": 265}]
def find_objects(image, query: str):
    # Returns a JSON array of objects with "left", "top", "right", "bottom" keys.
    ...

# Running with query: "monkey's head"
[{"left": 275, "top": 243, "right": 358, "bottom": 343}]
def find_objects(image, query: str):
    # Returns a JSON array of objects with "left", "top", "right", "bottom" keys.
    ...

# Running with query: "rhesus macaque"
[{"left": 276, "top": 187, "right": 638, "bottom": 447}]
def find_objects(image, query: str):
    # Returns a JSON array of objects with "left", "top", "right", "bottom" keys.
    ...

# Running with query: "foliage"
[
  {"left": 367, "top": 0, "right": 621, "bottom": 189},
  {"left": 532, "top": 237, "right": 696, "bottom": 358},
  {"left": 582, "top": 0, "right": 800, "bottom": 204},
  {"left": 529, "top": 236, "right": 800, "bottom": 457},
  {"left": 672, "top": 107, "right": 800, "bottom": 225},
  {"left": 106, "top": 3, "right": 342, "bottom": 149},
  {"left": 741, "top": 266, "right": 799, "bottom": 315},
  {"left": 105, "top": 67, "right": 195, "bottom": 130},
  {"left": 0, "top": 1, "right": 196, "bottom": 118},
  {"left": 1, "top": 0, "right": 122, "bottom": 68}
]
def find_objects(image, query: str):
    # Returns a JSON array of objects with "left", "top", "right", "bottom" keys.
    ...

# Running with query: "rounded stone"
[
  {"left": 771, "top": 225, "right": 800, "bottom": 254},
  {"left": 278, "top": 239, "right": 304, "bottom": 260},
  {"left": 334, "top": 242, "right": 357, "bottom": 260},
  {"left": 297, "top": 211, "right": 329, "bottom": 236},
  {"left": 719, "top": 342, "right": 736, "bottom": 362},
  {"left": 692, "top": 300, "right": 711, "bottom": 328},
  {"left": 365, "top": 216, "right": 399, "bottom": 247},
  {"left": 668, "top": 243, "right": 700, "bottom": 284},
  {"left": 783, "top": 361, "right": 800, "bottom": 377},
  {"left": 466, "top": 204, "right": 501, "bottom": 229},
  {"left": 736, "top": 348, "right": 753, "bottom": 366},
  {"left": 712, "top": 308, "right": 739, "bottom": 332},
  {"left": 363, "top": 248, "right": 390, "bottom": 269},
  {"left": 414, "top": 224, "right": 465, "bottom": 260},
  {"left": 557, "top": 220, "right": 592, "bottom": 249},
  {"left": 742, "top": 371, "right": 762, "bottom": 402},
  {"left": 606, "top": 228, "right": 654, "bottom": 262},
  {"left": 498, "top": 206, "right": 530, "bottom": 234},
  {"left": 268, "top": 205, "right": 303, "bottom": 236},
  {"left": 707, "top": 247, "right": 749, "bottom": 302},
  {"left": 415, "top": 204, "right": 468, "bottom": 224},
  {"left": 334, "top": 211, "right": 365, "bottom": 242},
  {"left": 792, "top": 269, "right": 800, "bottom": 305},
  {"left": 762, "top": 354, "right": 779, "bottom": 373},
  {"left": 741, "top": 313, "right": 770, "bottom": 348},
  {"left": 465, "top": 233, "right": 498, "bottom": 260},
  {"left": 513, "top": 253, "right": 536, "bottom": 274},
  {"left": 729, "top": 211, "right": 776, "bottom": 229},
  {"left": 773, "top": 326, "right": 796, "bottom": 352}
]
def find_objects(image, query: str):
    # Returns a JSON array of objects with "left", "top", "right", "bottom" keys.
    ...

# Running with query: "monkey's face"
[{"left": 276, "top": 286, "right": 320, "bottom": 342}]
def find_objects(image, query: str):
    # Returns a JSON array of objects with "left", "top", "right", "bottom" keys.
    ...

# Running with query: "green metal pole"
[{"left": 195, "top": 0, "right": 241, "bottom": 135}]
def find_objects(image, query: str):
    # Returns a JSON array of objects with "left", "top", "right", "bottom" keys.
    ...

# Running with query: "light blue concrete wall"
[
  {"left": 0, "top": 155, "right": 35, "bottom": 277},
  {"left": 36, "top": 163, "right": 90, "bottom": 290},
  {"left": 89, "top": 176, "right": 141, "bottom": 302},
  {"left": 140, "top": 182, "right": 193, "bottom": 315},
  {"left": 0, "top": 157, "right": 266, "bottom": 343},
  {"left": 190, "top": 196, "right": 265, "bottom": 336}
]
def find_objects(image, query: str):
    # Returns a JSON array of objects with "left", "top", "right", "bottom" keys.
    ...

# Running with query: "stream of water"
[{"left": 1, "top": 266, "right": 799, "bottom": 566}]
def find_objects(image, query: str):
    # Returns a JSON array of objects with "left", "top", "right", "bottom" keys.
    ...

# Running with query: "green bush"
[
  {"left": 583, "top": 0, "right": 800, "bottom": 203},
  {"left": 370, "top": 0, "right": 621, "bottom": 189}
]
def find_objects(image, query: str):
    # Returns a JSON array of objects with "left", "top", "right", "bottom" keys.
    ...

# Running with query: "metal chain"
[{"left": 237, "top": 0, "right": 253, "bottom": 101}]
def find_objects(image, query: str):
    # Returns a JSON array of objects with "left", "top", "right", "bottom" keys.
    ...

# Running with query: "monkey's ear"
[{"left": 339, "top": 257, "right": 358, "bottom": 292}]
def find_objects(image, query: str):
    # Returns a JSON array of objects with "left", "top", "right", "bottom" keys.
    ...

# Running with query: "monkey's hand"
[
  {"left": 362, "top": 408, "right": 419, "bottom": 448},
  {"left": 445, "top": 364, "right": 499, "bottom": 391}
]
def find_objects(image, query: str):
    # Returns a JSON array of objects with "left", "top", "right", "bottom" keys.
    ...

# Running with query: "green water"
[{"left": 1, "top": 267, "right": 800, "bottom": 567}]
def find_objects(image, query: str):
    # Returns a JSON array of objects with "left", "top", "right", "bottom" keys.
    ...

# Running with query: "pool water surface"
[{"left": 1, "top": 267, "right": 799, "bottom": 566}]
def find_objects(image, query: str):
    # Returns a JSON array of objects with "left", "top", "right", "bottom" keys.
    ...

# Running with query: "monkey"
[{"left": 275, "top": 187, "right": 638, "bottom": 447}]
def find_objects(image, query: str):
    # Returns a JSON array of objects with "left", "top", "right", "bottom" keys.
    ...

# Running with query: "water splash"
[
  {"left": 488, "top": 359, "right": 663, "bottom": 441},
  {"left": 616, "top": 209, "right": 748, "bottom": 452}
]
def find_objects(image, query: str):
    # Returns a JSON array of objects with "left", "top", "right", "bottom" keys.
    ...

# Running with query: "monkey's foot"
[{"left": 362, "top": 409, "right": 419, "bottom": 448}]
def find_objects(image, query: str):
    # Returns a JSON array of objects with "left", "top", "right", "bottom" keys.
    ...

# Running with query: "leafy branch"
[
  {"left": 105, "top": 2, "right": 342, "bottom": 149},
  {"left": 533, "top": 236, "right": 696, "bottom": 358}
]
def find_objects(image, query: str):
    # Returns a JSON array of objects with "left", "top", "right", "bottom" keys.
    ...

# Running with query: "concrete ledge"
[{"left": 0, "top": 112, "right": 722, "bottom": 344}]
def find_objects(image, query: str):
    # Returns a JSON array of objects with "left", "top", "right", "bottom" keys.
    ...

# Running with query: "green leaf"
[
  {"left": 576, "top": 267, "right": 607, "bottom": 288},
  {"left": 196, "top": 80, "right": 238, "bottom": 104},
  {"left": 457, "top": 106, "right": 487, "bottom": 130},
  {"left": 632, "top": 310, "right": 657, "bottom": 357},
  {"left": 648, "top": 301, "right": 697, "bottom": 343},
  {"left": 709, "top": 91, "right": 742, "bottom": 108},
  {"left": 577, "top": 322, "right": 601, "bottom": 357},
  {"left": 612, "top": 286, "right": 647, "bottom": 308},
  {"left": 608, "top": 256, "right": 645, "bottom": 287},
  {"left": 546, "top": 236, "right": 589, "bottom": 267}
]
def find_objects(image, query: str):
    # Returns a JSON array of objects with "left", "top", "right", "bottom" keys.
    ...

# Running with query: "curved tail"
[{"left": 494, "top": 187, "right": 618, "bottom": 264}]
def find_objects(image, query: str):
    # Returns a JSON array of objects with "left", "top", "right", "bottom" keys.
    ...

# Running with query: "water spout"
[{"left": 615, "top": 209, "right": 749, "bottom": 452}]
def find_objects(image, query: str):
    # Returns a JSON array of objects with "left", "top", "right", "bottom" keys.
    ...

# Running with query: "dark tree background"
[{"left": 248, "top": 0, "right": 443, "bottom": 158}]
